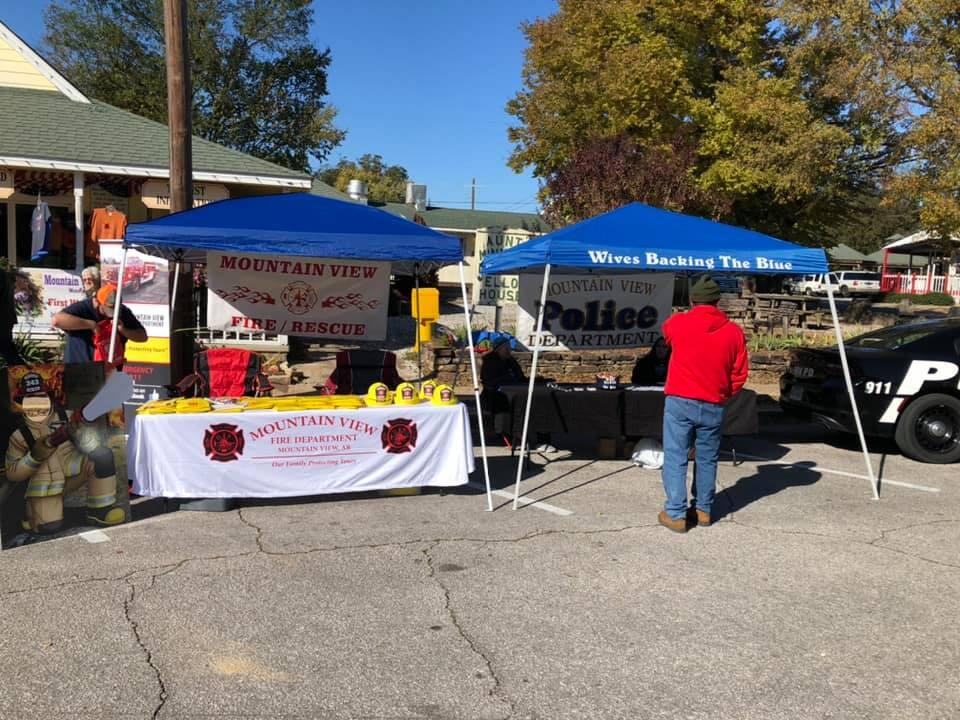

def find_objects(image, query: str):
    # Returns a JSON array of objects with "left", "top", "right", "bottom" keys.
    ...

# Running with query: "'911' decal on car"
[{"left": 878, "top": 360, "right": 960, "bottom": 423}]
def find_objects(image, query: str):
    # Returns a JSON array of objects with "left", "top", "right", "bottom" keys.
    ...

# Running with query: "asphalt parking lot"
[{"left": 1, "top": 417, "right": 958, "bottom": 720}]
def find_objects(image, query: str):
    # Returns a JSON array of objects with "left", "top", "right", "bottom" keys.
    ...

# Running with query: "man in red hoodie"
[{"left": 658, "top": 275, "right": 749, "bottom": 533}]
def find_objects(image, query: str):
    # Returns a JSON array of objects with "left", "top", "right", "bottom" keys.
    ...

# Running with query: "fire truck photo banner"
[
  {"left": 206, "top": 252, "right": 390, "bottom": 340},
  {"left": 99, "top": 241, "right": 171, "bottom": 398},
  {"left": 516, "top": 272, "right": 674, "bottom": 351}
]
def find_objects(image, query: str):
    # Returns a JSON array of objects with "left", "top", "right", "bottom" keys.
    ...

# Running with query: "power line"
[{"left": 430, "top": 199, "right": 540, "bottom": 207}]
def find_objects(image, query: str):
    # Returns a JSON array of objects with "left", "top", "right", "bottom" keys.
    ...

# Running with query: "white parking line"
[
  {"left": 468, "top": 483, "right": 574, "bottom": 516},
  {"left": 725, "top": 451, "right": 941, "bottom": 493},
  {"left": 79, "top": 529, "right": 111, "bottom": 543}
]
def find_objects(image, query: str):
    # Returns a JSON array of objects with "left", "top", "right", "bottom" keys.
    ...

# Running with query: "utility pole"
[
  {"left": 470, "top": 177, "right": 477, "bottom": 211},
  {"left": 164, "top": 0, "right": 192, "bottom": 211},
  {"left": 163, "top": 0, "right": 194, "bottom": 383}
]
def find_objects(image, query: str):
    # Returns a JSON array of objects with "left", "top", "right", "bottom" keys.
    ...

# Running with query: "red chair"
[
  {"left": 169, "top": 348, "right": 273, "bottom": 398},
  {"left": 321, "top": 350, "right": 402, "bottom": 395}
]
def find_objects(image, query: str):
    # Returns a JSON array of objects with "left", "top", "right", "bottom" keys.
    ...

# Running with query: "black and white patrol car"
[{"left": 780, "top": 318, "right": 960, "bottom": 463}]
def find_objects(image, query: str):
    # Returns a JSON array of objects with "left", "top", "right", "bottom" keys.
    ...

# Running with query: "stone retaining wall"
[{"left": 429, "top": 347, "right": 791, "bottom": 389}]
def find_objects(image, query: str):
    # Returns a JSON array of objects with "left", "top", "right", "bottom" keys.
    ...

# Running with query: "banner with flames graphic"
[
  {"left": 128, "top": 404, "right": 474, "bottom": 498},
  {"left": 206, "top": 252, "right": 390, "bottom": 340}
]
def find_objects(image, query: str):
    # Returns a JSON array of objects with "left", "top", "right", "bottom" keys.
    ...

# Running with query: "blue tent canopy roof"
[
  {"left": 480, "top": 203, "right": 828, "bottom": 276},
  {"left": 124, "top": 192, "right": 464, "bottom": 266}
]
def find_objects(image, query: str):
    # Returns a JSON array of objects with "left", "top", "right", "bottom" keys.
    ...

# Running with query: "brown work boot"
[
  {"left": 658, "top": 510, "right": 688, "bottom": 533},
  {"left": 687, "top": 507, "right": 711, "bottom": 527}
]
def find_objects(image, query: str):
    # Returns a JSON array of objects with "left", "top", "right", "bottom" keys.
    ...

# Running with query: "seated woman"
[
  {"left": 480, "top": 338, "right": 524, "bottom": 434},
  {"left": 480, "top": 338, "right": 555, "bottom": 452},
  {"left": 631, "top": 337, "right": 671, "bottom": 385}
]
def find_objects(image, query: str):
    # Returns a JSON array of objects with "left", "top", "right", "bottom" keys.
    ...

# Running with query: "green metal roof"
[
  {"left": 827, "top": 243, "right": 867, "bottom": 262},
  {"left": 309, "top": 178, "right": 352, "bottom": 200},
  {"left": 0, "top": 86, "right": 309, "bottom": 182},
  {"left": 371, "top": 200, "right": 550, "bottom": 233},
  {"left": 864, "top": 250, "right": 919, "bottom": 267}
]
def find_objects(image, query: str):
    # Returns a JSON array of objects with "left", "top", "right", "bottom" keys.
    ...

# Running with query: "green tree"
[
  {"left": 44, "top": 0, "right": 345, "bottom": 171},
  {"left": 318, "top": 154, "right": 411, "bottom": 203},
  {"left": 507, "top": 0, "right": 915, "bottom": 245}
]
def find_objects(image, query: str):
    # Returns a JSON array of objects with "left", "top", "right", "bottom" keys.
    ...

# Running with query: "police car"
[{"left": 780, "top": 318, "right": 960, "bottom": 463}]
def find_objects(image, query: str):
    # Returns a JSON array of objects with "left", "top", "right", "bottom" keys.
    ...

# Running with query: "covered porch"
[{"left": 878, "top": 231, "right": 960, "bottom": 300}]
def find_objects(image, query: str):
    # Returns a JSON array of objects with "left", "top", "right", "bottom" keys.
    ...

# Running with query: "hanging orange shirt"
[{"left": 88, "top": 208, "right": 128, "bottom": 259}]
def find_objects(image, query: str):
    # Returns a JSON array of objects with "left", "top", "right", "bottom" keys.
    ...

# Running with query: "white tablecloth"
[{"left": 129, "top": 403, "right": 474, "bottom": 498}]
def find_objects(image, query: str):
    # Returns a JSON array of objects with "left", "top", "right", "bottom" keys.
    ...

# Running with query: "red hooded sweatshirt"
[{"left": 662, "top": 305, "right": 749, "bottom": 403}]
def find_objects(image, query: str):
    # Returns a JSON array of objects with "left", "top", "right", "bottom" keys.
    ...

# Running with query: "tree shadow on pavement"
[{"left": 713, "top": 461, "right": 821, "bottom": 522}]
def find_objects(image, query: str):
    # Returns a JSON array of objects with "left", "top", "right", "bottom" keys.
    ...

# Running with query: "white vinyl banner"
[
  {"left": 516, "top": 272, "right": 674, "bottom": 350},
  {"left": 206, "top": 252, "right": 390, "bottom": 340},
  {"left": 129, "top": 404, "right": 475, "bottom": 498}
]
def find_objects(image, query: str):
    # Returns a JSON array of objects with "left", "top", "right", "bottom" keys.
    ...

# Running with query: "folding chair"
[
  {"left": 321, "top": 350, "right": 402, "bottom": 395},
  {"left": 168, "top": 348, "right": 273, "bottom": 398}
]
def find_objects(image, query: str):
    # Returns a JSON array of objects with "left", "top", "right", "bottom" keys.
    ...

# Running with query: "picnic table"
[{"left": 739, "top": 293, "right": 824, "bottom": 333}]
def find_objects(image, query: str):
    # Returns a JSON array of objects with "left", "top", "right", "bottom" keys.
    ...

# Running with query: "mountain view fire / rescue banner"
[
  {"left": 206, "top": 252, "right": 391, "bottom": 340},
  {"left": 516, "top": 272, "right": 674, "bottom": 350}
]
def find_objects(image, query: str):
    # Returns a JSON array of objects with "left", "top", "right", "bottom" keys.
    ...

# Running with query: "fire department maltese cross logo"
[
  {"left": 381, "top": 418, "right": 418, "bottom": 454},
  {"left": 280, "top": 281, "right": 318, "bottom": 315},
  {"left": 203, "top": 423, "right": 245, "bottom": 462}
]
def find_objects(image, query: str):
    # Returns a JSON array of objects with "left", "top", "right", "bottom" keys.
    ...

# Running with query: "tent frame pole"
[
  {"left": 458, "top": 261, "right": 493, "bottom": 511},
  {"left": 170, "top": 260, "right": 181, "bottom": 314},
  {"left": 512, "top": 263, "right": 551, "bottom": 510},
  {"left": 826, "top": 284, "right": 879, "bottom": 498},
  {"left": 107, "top": 248, "right": 129, "bottom": 365},
  {"left": 414, "top": 263, "right": 422, "bottom": 387}
]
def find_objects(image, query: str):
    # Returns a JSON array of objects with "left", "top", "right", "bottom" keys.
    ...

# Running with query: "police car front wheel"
[{"left": 895, "top": 393, "right": 960, "bottom": 464}]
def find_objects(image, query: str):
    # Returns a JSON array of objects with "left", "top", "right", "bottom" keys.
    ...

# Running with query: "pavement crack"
[
  {"left": 422, "top": 542, "right": 515, "bottom": 720},
  {"left": 123, "top": 578, "right": 167, "bottom": 719},
  {"left": 242, "top": 523, "right": 660, "bottom": 559},
  {"left": 729, "top": 518, "right": 960, "bottom": 571},
  {"left": 237, "top": 507, "right": 266, "bottom": 552}
]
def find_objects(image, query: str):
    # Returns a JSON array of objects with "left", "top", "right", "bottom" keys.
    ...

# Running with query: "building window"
[{"left": 15, "top": 204, "right": 78, "bottom": 270}]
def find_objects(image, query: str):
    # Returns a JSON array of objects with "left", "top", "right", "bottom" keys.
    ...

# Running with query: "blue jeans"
[{"left": 661, "top": 396, "right": 726, "bottom": 520}]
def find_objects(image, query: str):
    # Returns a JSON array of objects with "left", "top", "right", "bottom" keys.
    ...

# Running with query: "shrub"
[{"left": 881, "top": 292, "right": 955, "bottom": 306}]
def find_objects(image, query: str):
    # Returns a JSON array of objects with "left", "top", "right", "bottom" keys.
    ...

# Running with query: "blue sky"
[{"left": 1, "top": 0, "right": 555, "bottom": 212}]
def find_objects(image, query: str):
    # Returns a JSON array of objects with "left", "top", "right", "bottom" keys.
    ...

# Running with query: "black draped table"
[{"left": 499, "top": 384, "right": 759, "bottom": 439}]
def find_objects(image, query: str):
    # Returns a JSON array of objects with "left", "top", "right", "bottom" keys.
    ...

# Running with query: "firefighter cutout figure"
[{"left": 4, "top": 372, "right": 126, "bottom": 535}]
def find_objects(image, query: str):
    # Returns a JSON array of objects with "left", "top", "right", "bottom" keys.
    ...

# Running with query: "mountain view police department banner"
[
  {"left": 516, "top": 272, "right": 673, "bottom": 350},
  {"left": 207, "top": 252, "right": 390, "bottom": 340}
]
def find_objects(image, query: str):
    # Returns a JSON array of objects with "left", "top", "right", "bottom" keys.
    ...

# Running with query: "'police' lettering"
[
  {"left": 895, "top": 360, "right": 959, "bottom": 396},
  {"left": 540, "top": 300, "right": 658, "bottom": 332}
]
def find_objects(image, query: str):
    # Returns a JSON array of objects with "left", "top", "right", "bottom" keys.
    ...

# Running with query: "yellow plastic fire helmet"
[
  {"left": 394, "top": 382, "right": 421, "bottom": 406},
  {"left": 431, "top": 384, "right": 458, "bottom": 406},
  {"left": 420, "top": 380, "right": 439, "bottom": 400},
  {"left": 366, "top": 382, "right": 392, "bottom": 407}
]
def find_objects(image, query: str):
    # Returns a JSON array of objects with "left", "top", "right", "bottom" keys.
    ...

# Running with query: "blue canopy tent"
[
  {"left": 480, "top": 202, "right": 878, "bottom": 507},
  {"left": 117, "top": 192, "right": 494, "bottom": 508}
]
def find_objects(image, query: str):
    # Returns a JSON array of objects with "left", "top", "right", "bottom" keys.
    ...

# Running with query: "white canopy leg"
[
  {"left": 107, "top": 248, "right": 129, "bottom": 365},
  {"left": 513, "top": 263, "right": 551, "bottom": 510},
  {"left": 170, "top": 260, "right": 181, "bottom": 313},
  {"left": 826, "top": 285, "right": 880, "bottom": 498},
  {"left": 414, "top": 262, "right": 422, "bottom": 387},
  {"left": 458, "top": 261, "right": 493, "bottom": 511}
]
